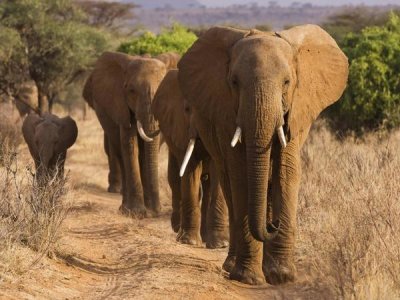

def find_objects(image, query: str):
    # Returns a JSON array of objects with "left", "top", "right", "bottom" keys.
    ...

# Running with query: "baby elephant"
[{"left": 22, "top": 113, "right": 78, "bottom": 183}]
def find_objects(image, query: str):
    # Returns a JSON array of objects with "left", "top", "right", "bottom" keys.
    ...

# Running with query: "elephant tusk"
[
  {"left": 199, "top": 183, "right": 203, "bottom": 202},
  {"left": 230, "top": 127, "right": 242, "bottom": 147},
  {"left": 179, "top": 139, "right": 195, "bottom": 177},
  {"left": 277, "top": 126, "right": 287, "bottom": 148},
  {"left": 137, "top": 120, "right": 153, "bottom": 142}
]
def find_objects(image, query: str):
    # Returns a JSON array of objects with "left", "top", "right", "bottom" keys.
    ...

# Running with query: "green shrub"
[
  {"left": 118, "top": 23, "right": 197, "bottom": 56},
  {"left": 330, "top": 12, "right": 400, "bottom": 135}
]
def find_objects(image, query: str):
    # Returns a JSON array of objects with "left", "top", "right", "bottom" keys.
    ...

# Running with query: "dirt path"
[{"left": 0, "top": 117, "right": 322, "bottom": 299}]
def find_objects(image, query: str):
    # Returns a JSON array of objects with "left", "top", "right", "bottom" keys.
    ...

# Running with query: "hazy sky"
[{"left": 198, "top": 0, "right": 400, "bottom": 7}]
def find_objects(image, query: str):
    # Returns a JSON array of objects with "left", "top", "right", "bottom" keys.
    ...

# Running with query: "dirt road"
[{"left": 1, "top": 116, "right": 321, "bottom": 299}]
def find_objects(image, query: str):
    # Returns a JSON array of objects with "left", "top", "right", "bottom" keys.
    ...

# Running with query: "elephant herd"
[{"left": 22, "top": 24, "right": 348, "bottom": 286}]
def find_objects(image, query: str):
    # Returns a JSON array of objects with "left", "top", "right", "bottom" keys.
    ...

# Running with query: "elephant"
[
  {"left": 82, "top": 52, "right": 179, "bottom": 217},
  {"left": 177, "top": 25, "right": 348, "bottom": 285},
  {"left": 152, "top": 69, "right": 229, "bottom": 248},
  {"left": 22, "top": 113, "right": 78, "bottom": 184}
]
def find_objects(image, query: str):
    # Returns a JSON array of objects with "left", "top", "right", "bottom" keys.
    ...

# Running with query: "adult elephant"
[
  {"left": 22, "top": 113, "right": 78, "bottom": 184},
  {"left": 83, "top": 52, "right": 178, "bottom": 217},
  {"left": 152, "top": 70, "right": 229, "bottom": 248},
  {"left": 178, "top": 25, "right": 348, "bottom": 285}
]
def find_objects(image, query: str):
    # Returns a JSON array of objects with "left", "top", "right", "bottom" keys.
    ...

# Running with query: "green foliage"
[
  {"left": 330, "top": 12, "right": 400, "bottom": 134},
  {"left": 118, "top": 23, "right": 197, "bottom": 56},
  {"left": 0, "top": 0, "right": 110, "bottom": 111}
]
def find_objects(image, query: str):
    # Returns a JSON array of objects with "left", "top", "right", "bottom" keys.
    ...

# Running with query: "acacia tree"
[
  {"left": 76, "top": 1, "right": 136, "bottom": 33},
  {"left": 0, "top": 26, "right": 29, "bottom": 99},
  {"left": 0, "top": 0, "right": 110, "bottom": 113}
]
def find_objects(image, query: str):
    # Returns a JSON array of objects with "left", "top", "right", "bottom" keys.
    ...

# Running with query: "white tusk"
[
  {"left": 179, "top": 139, "right": 195, "bottom": 177},
  {"left": 137, "top": 120, "right": 153, "bottom": 142},
  {"left": 277, "top": 126, "right": 287, "bottom": 148},
  {"left": 230, "top": 127, "right": 242, "bottom": 147}
]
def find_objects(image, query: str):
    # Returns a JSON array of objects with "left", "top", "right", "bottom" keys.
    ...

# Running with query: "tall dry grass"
[
  {"left": 298, "top": 121, "right": 400, "bottom": 299},
  {"left": 0, "top": 106, "right": 72, "bottom": 281}
]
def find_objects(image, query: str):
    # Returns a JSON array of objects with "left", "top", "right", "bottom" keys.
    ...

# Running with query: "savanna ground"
[{"left": 0, "top": 105, "right": 399, "bottom": 299}]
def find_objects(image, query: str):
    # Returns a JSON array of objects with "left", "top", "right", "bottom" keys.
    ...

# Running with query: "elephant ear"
[
  {"left": 155, "top": 52, "right": 181, "bottom": 70},
  {"left": 89, "top": 51, "right": 136, "bottom": 127},
  {"left": 58, "top": 116, "right": 78, "bottom": 151},
  {"left": 152, "top": 70, "right": 190, "bottom": 152},
  {"left": 178, "top": 26, "right": 249, "bottom": 124},
  {"left": 279, "top": 25, "right": 349, "bottom": 139},
  {"left": 22, "top": 113, "right": 42, "bottom": 159}
]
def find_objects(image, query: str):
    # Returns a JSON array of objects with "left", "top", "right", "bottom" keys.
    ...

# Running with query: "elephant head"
[
  {"left": 85, "top": 52, "right": 179, "bottom": 139},
  {"left": 178, "top": 25, "right": 348, "bottom": 242},
  {"left": 22, "top": 113, "right": 78, "bottom": 177}
]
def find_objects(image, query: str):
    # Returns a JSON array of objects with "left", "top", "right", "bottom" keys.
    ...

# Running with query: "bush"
[
  {"left": 118, "top": 23, "right": 197, "bottom": 56},
  {"left": 329, "top": 12, "right": 400, "bottom": 135}
]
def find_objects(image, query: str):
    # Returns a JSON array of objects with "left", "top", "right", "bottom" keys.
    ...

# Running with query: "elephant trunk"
[
  {"left": 144, "top": 134, "right": 160, "bottom": 213},
  {"left": 245, "top": 83, "right": 282, "bottom": 242},
  {"left": 138, "top": 92, "right": 160, "bottom": 213}
]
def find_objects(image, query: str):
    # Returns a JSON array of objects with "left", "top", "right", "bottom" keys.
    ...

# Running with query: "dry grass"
[
  {"left": 298, "top": 121, "right": 400, "bottom": 299},
  {"left": 0, "top": 102, "right": 22, "bottom": 164},
  {"left": 0, "top": 138, "right": 72, "bottom": 281}
]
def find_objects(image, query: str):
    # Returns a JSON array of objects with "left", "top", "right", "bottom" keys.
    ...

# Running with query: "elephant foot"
[
  {"left": 222, "top": 255, "right": 236, "bottom": 273},
  {"left": 107, "top": 184, "right": 121, "bottom": 194},
  {"left": 119, "top": 203, "right": 147, "bottom": 219},
  {"left": 230, "top": 263, "right": 266, "bottom": 285},
  {"left": 145, "top": 206, "right": 161, "bottom": 218},
  {"left": 206, "top": 229, "right": 229, "bottom": 249},
  {"left": 263, "top": 258, "right": 296, "bottom": 285},
  {"left": 171, "top": 212, "right": 180, "bottom": 233},
  {"left": 177, "top": 230, "right": 202, "bottom": 246}
]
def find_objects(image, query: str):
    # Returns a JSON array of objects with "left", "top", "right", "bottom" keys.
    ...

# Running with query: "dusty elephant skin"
[
  {"left": 82, "top": 52, "right": 179, "bottom": 218},
  {"left": 178, "top": 25, "right": 348, "bottom": 285},
  {"left": 22, "top": 113, "right": 78, "bottom": 184},
  {"left": 152, "top": 70, "right": 229, "bottom": 248}
]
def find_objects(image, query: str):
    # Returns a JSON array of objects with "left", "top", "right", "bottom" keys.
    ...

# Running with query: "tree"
[
  {"left": 118, "top": 23, "right": 197, "bottom": 56},
  {"left": 0, "top": 0, "right": 110, "bottom": 113},
  {"left": 329, "top": 12, "right": 400, "bottom": 134},
  {"left": 76, "top": 1, "right": 136, "bottom": 33},
  {"left": 0, "top": 26, "right": 28, "bottom": 97}
]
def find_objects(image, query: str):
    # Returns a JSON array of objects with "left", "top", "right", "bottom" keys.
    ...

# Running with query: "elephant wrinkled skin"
[
  {"left": 178, "top": 25, "right": 348, "bottom": 285},
  {"left": 152, "top": 70, "right": 229, "bottom": 248}
]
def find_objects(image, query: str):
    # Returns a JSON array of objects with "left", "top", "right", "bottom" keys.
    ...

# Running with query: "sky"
[{"left": 197, "top": 0, "right": 400, "bottom": 7}]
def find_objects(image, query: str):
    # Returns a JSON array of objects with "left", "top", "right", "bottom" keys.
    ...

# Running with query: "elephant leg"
[
  {"left": 119, "top": 124, "right": 146, "bottom": 217},
  {"left": 200, "top": 172, "right": 210, "bottom": 242},
  {"left": 263, "top": 134, "right": 302, "bottom": 285},
  {"left": 219, "top": 170, "right": 236, "bottom": 273},
  {"left": 168, "top": 152, "right": 181, "bottom": 233},
  {"left": 227, "top": 155, "right": 265, "bottom": 285},
  {"left": 104, "top": 132, "right": 122, "bottom": 194},
  {"left": 177, "top": 159, "right": 202, "bottom": 246},
  {"left": 205, "top": 163, "right": 229, "bottom": 249}
]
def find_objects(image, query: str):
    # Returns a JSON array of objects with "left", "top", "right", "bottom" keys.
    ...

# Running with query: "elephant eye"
[
  {"left": 284, "top": 79, "right": 290, "bottom": 86},
  {"left": 231, "top": 77, "right": 239, "bottom": 88}
]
